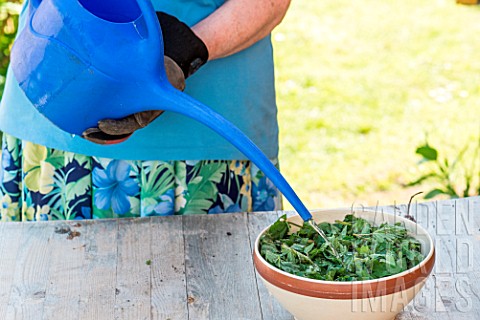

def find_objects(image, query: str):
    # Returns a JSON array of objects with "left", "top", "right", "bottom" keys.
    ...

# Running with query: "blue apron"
[{"left": 0, "top": 0, "right": 279, "bottom": 161}]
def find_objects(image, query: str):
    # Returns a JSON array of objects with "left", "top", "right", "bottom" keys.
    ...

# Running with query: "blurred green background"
[
  {"left": 0, "top": 0, "right": 479, "bottom": 209},
  {"left": 273, "top": 0, "right": 480, "bottom": 208},
  {"left": 0, "top": 0, "right": 20, "bottom": 95}
]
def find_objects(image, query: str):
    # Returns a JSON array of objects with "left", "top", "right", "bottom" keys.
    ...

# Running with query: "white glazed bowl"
[{"left": 253, "top": 209, "right": 435, "bottom": 320}]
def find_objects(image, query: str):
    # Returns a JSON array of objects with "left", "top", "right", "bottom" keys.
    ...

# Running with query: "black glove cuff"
[{"left": 156, "top": 12, "right": 209, "bottom": 78}]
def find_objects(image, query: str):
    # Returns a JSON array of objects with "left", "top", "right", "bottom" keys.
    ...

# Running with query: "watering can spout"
[{"left": 145, "top": 85, "right": 315, "bottom": 222}]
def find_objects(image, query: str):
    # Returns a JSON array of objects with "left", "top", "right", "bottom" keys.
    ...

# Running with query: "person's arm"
[{"left": 192, "top": 0, "right": 291, "bottom": 60}]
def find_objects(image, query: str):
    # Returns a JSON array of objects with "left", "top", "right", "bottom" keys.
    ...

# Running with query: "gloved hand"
[{"left": 82, "top": 12, "right": 209, "bottom": 145}]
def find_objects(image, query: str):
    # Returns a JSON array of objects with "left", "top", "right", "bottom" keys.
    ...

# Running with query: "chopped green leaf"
[
  {"left": 266, "top": 214, "right": 289, "bottom": 240},
  {"left": 259, "top": 214, "right": 425, "bottom": 281}
]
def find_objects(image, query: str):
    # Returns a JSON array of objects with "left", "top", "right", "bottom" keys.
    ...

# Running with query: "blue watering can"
[{"left": 11, "top": 0, "right": 320, "bottom": 225}]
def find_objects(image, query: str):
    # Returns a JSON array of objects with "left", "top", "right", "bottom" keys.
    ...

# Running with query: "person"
[{"left": 0, "top": 0, "right": 291, "bottom": 221}]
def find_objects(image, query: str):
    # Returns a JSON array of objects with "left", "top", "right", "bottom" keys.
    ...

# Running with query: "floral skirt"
[{"left": 0, "top": 133, "right": 282, "bottom": 221}]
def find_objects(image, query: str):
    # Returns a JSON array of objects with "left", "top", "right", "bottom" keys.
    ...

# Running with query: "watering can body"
[{"left": 11, "top": 0, "right": 169, "bottom": 135}]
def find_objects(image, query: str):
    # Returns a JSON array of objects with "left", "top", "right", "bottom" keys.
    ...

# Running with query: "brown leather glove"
[{"left": 82, "top": 12, "right": 208, "bottom": 145}]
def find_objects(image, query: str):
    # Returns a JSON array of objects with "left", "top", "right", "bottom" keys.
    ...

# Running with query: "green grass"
[{"left": 273, "top": 0, "right": 480, "bottom": 209}]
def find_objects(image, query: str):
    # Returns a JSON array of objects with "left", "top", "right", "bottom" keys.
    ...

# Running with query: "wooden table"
[{"left": 0, "top": 197, "right": 478, "bottom": 320}]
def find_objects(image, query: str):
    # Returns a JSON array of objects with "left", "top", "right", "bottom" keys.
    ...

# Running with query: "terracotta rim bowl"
[{"left": 253, "top": 209, "right": 435, "bottom": 301}]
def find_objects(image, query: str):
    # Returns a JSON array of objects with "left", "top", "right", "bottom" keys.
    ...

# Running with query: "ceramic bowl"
[{"left": 253, "top": 209, "right": 435, "bottom": 320}]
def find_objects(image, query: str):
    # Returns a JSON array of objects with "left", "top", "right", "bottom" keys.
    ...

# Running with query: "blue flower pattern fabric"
[
  {"left": 253, "top": 176, "right": 278, "bottom": 212},
  {"left": 92, "top": 160, "right": 140, "bottom": 215},
  {"left": 0, "top": 134, "right": 282, "bottom": 221}
]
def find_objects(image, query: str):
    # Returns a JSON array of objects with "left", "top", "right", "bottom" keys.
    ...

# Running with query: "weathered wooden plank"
[
  {"left": 150, "top": 215, "right": 188, "bottom": 320},
  {"left": 429, "top": 200, "right": 468, "bottom": 318},
  {"left": 0, "top": 223, "right": 25, "bottom": 319},
  {"left": 5, "top": 222, "right": 55, "bottom": 320},
  {"left": 247, "top": 211, "right": 294, "bottom": 320},
  {"left": 455, "top": 198, "right": 480, "bottom": 320},
  {"left": 395, "top": 306, "right": 414, "bottom": 320},
  {"left": 114, "top": 218, "right": 151, "bottom": 320},
  {"left": 42, "top": 221, "right": 86, "bottom": 320},
  {"left": 77, "top": 219, "right": 119, "bottom": 319},
  {"left": 183, "top": 213, "right": 262, "bottom": 320}
]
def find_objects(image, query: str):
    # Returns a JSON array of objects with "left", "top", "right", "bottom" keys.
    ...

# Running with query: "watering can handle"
[
  {"left": 136, "top": 0, "right": 165, "bottom": 58},
  {"left": 29, "top": 0, "right": 41, "bottom": 12}
]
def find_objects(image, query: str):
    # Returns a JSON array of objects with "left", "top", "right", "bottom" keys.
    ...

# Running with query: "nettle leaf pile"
[{"left": 259, "top": 214, "right": 425, "bottom": 281}]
